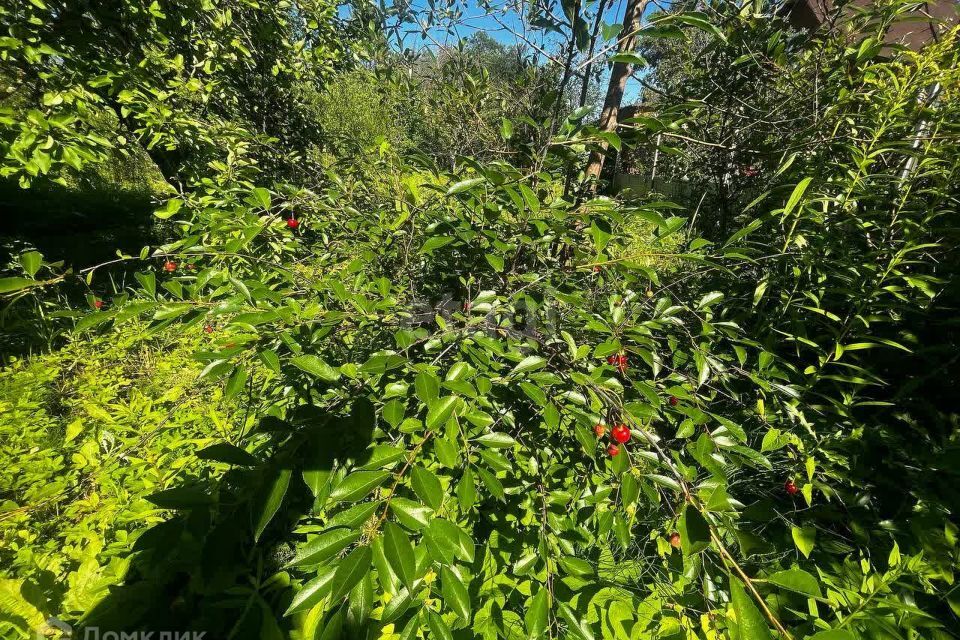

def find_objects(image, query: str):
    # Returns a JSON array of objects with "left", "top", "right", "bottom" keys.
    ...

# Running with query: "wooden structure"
[{"left": 782, "top": 0, "right": 958, "bottom": 50}]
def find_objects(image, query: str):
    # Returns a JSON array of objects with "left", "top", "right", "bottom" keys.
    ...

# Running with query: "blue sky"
[{"left": 362, "top": 0, "right": 648, "bottom": 105}]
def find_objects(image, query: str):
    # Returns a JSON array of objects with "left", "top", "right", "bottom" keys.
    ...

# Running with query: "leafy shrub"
[
  {"left": 1, "top": 1, "right": 959, "bottom": 639},
  {"left": 0, "top": 326, "right": 260, "bottom": 635}
]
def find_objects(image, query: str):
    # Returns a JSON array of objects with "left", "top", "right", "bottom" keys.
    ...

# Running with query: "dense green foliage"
[{"left": 2, "top": 1, "right": 960, "bottom": 639}]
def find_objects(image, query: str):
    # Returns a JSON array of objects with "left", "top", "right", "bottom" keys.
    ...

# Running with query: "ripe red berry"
[
  {"left": 163, "top": 260, "right": 177, "bottom": 272},
  {"left": 616, "top": 354, "right": 628, "bottom": 372},
  {"left": 669, "top": 395, "right": 679, "bottom": 407},
  {"left": 93, "top": 299, "right": 103, "bottom": 309},
  {"left": 203, "top": 324, "right": 214, "bottom": 334},
  {"left": 593, "top": 423, "right": 606, "bottom": 437},
  {"left": 607, "top": 443, "right": 620, "bottom": 457},
  {"left": 611, "top": 424, "right": 631, "bottom": 444},
  {"left": 784, "top": 480, "right": 799, "bottom": 496},
  {"left": 287, "top": 217, "right": 299, "bottom": 229},
  {"left": 669, "top": 532, "right": 681, "bottom": 549},
  {"left": 593, "top": 265, "right": 601, "bottom": 272},
  {"left": 463, "top": 302, "right": 471, "bottom": 312}
]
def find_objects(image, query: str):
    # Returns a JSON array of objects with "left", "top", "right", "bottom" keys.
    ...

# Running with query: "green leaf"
[
  {"left": 390, "top": 497, "right": 432, "bottom": 530},
  {"left": 145, "top": 486, "right": 213, "bottom": 509},
  {"left": 791, "top": 525, "right": 816, "bottom": 558},
  {"left": 254, "top": 468, "right": 292, "bottom": 541},
  {"left": 415, "top": 372, "right": 440, "bottom": 404},
  {"left": 511, "top": 355, "right": 546, "bottom": 375},
  {"left": 291, "top": 355, "right": 341, "bottom": 382},
  {"left": 766, "top": 568, "right": 822, "bottom": 597},
  {"left": 806, "top": 631, "right": 856, "bottom": 640},
  {"left": 328, "top": 470, "right": 390, "bottom": 503},
  {"left": 475, "top": 432, "right": 516, "bottom": 448},
  {"left": 411, "top": 465, "right": 443, "bottom": 510},
  {"left": 196, "top": 442, "right": 257, "bottom": 466},
  {"left": 329, "top": 545, "right": 371, "bottom": 602},
  {"left": 456, "top": 467, "right": 476, "bottom": 511},
  {"left": 285, "top": 566, "right": 337, "bottom": 614},
  {"left": 729, "top": 577, "right": 774, "bottom": 640},
  {"left": 525, "top": 588, "right": 549, "bottom": 637},
  {"left": 782, "top": 177, "right": 812, "bottom": 218},
  {"left": 383, "top": 522, "right": 416, "bottom": 591},
  {"left": 327, "top": 502, "right": 380, "bottom": 529},
  {"left": 426, "top": 610, "right": 453, "bottom": 640},
  {"left": 153, "top": 198, "right": 183, "bottom": 219},
  {"left": 440, "top": 566, "right": 471, "bottom": 621},
  {"left": 18, "top": 251, "right": 42, "bottom": 277},
  {"left": 446, "top": 177, "right": 484, "bottom": 195},
  {"left": 359, "top": 445, "right": 406, "bottom": 470},
  {"left": 558, "top": 602, "right": 595, "bottom": 640},
  {"left": 679, "top": 504, "right": 711, "bottom": 555},
  {"left": 383, "top": 399, "right": 405, "bottom": 429},
  {"left": 426, "top": 396, "right": 458, "bottom": 430},
  {"left": 250, "top": 187, "right": 272, "bottom": 210},
  {"left": 288, "top": 528, "right": 360, "bottom": 567},
  {"left": 0, "top": 277, "right": 39, "bottom": 294}
]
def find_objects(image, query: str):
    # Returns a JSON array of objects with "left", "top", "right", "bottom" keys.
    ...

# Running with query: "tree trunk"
[{"left": 583, "top": 0, "right": 649, "bottom": 186}]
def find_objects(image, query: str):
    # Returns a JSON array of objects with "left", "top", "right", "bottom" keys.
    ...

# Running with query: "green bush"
[{"left": 0, "top": 326, "right": 260, "bottom": 634}]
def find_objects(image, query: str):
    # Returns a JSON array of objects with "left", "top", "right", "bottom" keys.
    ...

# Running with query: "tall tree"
[{"left": 583, "top": 0, "right": 650, "bottom": 184}]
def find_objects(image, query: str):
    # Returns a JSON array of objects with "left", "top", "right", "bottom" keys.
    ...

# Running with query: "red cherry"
[
  {"left": 607, "top": 443, "right": 620, "bottom": 457},
  {"left": 593, "top": 265, "right": 601, "bottom": 272},
  {"left": 163, "top": 260, "right": 177, "bottom": 272},
  {"left": 617, "top": 354, "right": 628, "bottom": 372},
  {"left": 611, "top": 424, "right": 631, "bottom": 444},
  {"left": 93, "top": 299, "right": 103, "bottom": 309},
  {"left": 607, "top": 355, "right": 616, "bottom": 365},
  {"left": 669, "top": 396, "right": 679, "bottom": 407},
  {"left": 593, "top": 423, "right": 606, "bottom": 437},
  {"left": 669, "top": 532, "right": 681, "bottom": 549},
  {"left": 784, "top": 480, "right": 799, "bottom": 496},
  {"left": 463, "top": 302, "right": 472, "bottom": 312},
  {"left": 203, "top": 324, "right": 214, "bottom": 334},
  {"left": 287, "top": 217, "right": 299, "bottom": 229}
]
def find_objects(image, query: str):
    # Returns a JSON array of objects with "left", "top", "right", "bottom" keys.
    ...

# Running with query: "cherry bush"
[{"left": 2, "top": 1, "right": 960, "bottom": 639}]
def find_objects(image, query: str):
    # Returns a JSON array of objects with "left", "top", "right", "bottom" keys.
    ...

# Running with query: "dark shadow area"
[{"left": 0, "top": 176, "right": 161, "bottom": 269}]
